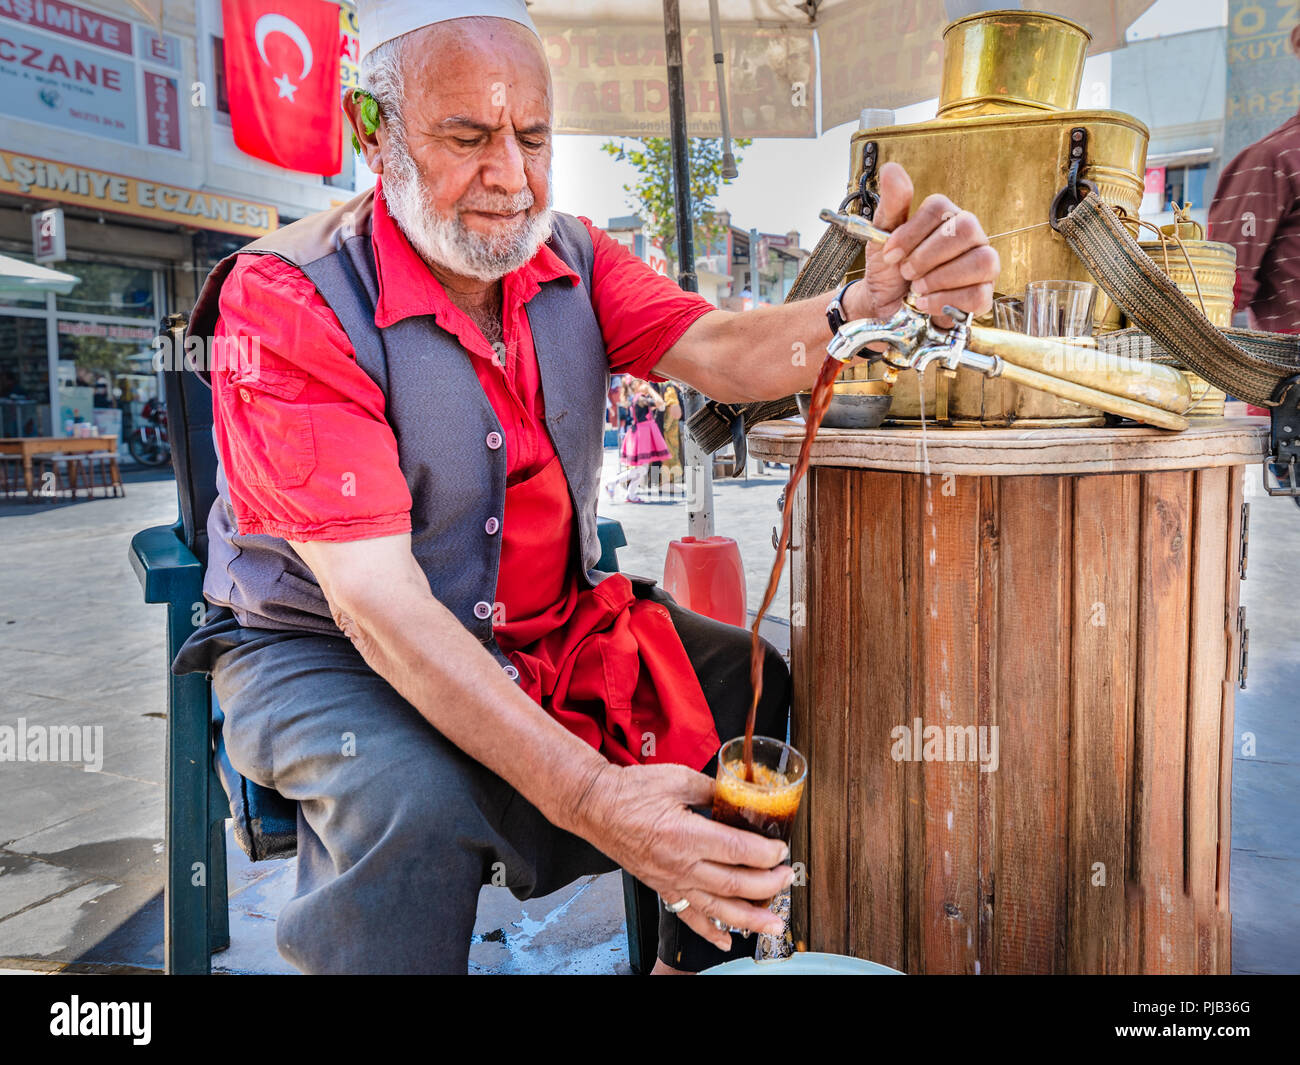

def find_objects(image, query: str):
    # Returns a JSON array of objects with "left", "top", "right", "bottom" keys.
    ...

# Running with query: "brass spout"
[{"left": 966, "top": 325, "right": 1193, "bottom": 415}]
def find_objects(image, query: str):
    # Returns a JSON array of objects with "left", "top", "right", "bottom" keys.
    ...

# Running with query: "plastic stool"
[{"left": 662, "top": 535, "right": 746, "bottom": 627}]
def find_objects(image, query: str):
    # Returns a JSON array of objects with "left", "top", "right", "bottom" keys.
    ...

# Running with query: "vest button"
[
  {"left": 503, "top": 664, "right": 520, "bottom": 681},
  {"left": 484, "top": 516, "right": 500, "bottom": 535},
  {"left": 485, "top": 431, "right": 503, "bottom": 450},
  {"left": 473, "top": 600, "right": 493, "bottom": 620},
  {"left": 239, "top": 388, "right": 252, "bottom": 403}
]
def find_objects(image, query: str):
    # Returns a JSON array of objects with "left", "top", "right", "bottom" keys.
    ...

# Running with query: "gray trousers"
[{"left": 189, "top": 580, "right": 791, "bottom": 974}]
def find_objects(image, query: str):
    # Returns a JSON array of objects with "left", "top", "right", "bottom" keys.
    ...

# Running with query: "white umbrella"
[{"left": 0, "top": 253, "right": 79, "bottom": 296}]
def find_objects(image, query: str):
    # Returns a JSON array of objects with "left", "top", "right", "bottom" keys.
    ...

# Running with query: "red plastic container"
[{"left": 662, "top": 535, "right": 747, "bottom": 628}]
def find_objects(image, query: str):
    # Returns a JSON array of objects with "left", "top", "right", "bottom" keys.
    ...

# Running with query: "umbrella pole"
[{"left": 662, "top": 0, "right": 715, "bottom": 539}]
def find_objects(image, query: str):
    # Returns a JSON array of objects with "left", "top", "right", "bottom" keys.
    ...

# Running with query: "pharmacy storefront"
[{"left": 0, "top": 148, "right": 275, "bottom": 442}]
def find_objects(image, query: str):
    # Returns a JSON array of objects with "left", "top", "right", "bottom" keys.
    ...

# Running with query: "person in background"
[
  {"left": 1208, "top": 24, "right": 1300, "bottom": 335},
  {"left": 606, "top": 378, "right": 669, "bottom": 503},
  {"left": 606, "top": 375, "right": 622, "bottom": 429},
  {"left": 657, "top": 380, "right": 684, "bottom": 489}
]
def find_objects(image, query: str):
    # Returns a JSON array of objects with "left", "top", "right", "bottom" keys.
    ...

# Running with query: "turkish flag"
[{"left": 222, "top": 0, "right": 341, "bottom": 175}]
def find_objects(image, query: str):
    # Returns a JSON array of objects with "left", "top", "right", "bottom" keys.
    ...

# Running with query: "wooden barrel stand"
[{"left": 748, "top": 419, "right": 1269, "bottom": 974}]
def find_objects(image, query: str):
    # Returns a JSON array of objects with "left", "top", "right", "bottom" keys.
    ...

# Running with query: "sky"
[{"left": 550, "top": 0, "right": 1230, "bottom": 248}]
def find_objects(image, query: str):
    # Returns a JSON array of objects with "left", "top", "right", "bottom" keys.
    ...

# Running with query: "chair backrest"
[{"left": 160, "top": 314, "right": 219, "bottom": 565}]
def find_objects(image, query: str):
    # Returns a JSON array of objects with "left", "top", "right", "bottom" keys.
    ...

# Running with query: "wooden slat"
[
  {"left": 976, "top": 476, "right": 998, "bottom": 973},
  {"left": 901, "top": 472, "right": 925, "bottom": 972},
  {"left": 746, "top": 419, "right": 1270, "bottom": 476},
  {"left": 788, "top": 475, "right": 812, "bottom": 951},
  {"left": 1132, "top": 470, "right": 1195, "bottom": 973},
  {"left": 1066, "top": 473, "right": 1139, "bottom": 972},
  {"left": 1216, "top": 466, "right": 1245, "bottom": 972},
  {"left": 847, "top": 470, "right": 907, "bottom": 969},
  {"left": 806, "top": 467, "right": 852, "bottom": 954},
  {"left": 917, "top": 471, "right": 981, "bottom": 973},
  {"left": 991, "top": 475, "right": 1072, "bottom": 972},
  {"left": 1186, "top": 467, "right": 1230, "bottom": 974}
]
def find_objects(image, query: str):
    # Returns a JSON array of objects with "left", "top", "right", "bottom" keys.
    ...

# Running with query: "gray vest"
[{"left": 188, "top": 188, "right": 612, "bottom": 670}]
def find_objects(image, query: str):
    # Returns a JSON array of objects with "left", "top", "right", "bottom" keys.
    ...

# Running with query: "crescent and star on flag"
[{"left": 254, "top": 13, "right": 314, "bottom": 102}]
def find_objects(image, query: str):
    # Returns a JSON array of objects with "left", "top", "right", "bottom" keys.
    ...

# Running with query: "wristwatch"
[{"left": 825, "top": 280, "right": 857, "bottom": 337}]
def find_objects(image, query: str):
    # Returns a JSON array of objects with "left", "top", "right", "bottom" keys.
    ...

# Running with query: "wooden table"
[
  {"left": 748, "top": 418, "right": 1269, "bottom": 974},
  {"left": 0, "top": 435, "right": 120, "bottom": 499}
]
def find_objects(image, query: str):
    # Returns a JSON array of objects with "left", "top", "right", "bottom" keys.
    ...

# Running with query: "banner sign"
[
  {"left": 1223, "top": 0, "right": 1300, "bottom": 165},
  {"left": 339, "top": 1, "right": 359, "bottom": 91},
  {"left": 0, "top": 0, "right": 132, "bottom": 54},
  {"left": 0, "top": 0, "right": 185, "bottom": 152},
  {"left": 537, "top": 20, "right": 816, "bottom": 138}
]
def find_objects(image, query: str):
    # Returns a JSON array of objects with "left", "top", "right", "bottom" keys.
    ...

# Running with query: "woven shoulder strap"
[{"left": 1058, "top": 193, "right": 1299, "bottom": 407}]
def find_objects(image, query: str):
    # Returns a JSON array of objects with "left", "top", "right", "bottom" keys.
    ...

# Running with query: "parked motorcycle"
[{"left": 127, "top": 398, "right": 170, "bottom": 468}]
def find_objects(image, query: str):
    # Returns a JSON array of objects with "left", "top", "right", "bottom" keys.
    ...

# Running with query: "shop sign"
[
  {"left": 32, "top": 205, "right": 65, "bottom": 262},
  {"left": 0, "top": 146, "right": 278, "bottom": 237}
]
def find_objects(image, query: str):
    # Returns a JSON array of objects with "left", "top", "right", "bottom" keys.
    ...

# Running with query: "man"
[
  {"left": 174, "top": 1, "right": 998, "bottom": 974},
  {"left": 1208, "top": 22, "right": 1300, "bottom": 334}
]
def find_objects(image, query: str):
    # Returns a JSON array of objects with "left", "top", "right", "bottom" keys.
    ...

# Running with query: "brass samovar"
[{"left": 843, "top": 10, "right": 1153, "bottom": 426}]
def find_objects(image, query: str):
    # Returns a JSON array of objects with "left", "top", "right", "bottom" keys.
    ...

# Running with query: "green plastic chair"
[{"left": 130, "top": 316, "right": 657, "bottom": 973}]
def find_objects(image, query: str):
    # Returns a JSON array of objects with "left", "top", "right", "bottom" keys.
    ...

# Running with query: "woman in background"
[{"left": 605, "top": 378, "right": 669, "bottom": 503}]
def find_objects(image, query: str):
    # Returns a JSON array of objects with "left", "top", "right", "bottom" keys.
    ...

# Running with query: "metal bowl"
[{"left": 796, "top": 390, "right": 893, "bottom": 429}]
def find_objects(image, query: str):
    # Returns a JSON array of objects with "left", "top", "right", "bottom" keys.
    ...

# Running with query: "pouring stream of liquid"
[{"left": 743, "top": 354, "right": 843, "bottom": 780}]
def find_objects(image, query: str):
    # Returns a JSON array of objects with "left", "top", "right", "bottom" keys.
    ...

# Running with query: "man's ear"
[
  {"left": 1292, "top": 23, "right": 1300, "bottom": 57},
  {"left": 343, "top": 89, "right": 385, "bottom": 175}
]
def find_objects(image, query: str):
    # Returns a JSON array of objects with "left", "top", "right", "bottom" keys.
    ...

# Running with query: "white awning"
[
  {"left": 527, "top": 1, "right": 1160, "bottom": 137},
  {"left": 0, "top": 253, "right": 79, "bottom": 296}
]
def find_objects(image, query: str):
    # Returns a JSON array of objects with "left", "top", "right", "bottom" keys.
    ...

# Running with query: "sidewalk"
[
  {"left": 1, "top": 451, "right": 1297, "bottom": 974},
  {"left": 0, "top": 455, "right": 791, "bottom": 974}
]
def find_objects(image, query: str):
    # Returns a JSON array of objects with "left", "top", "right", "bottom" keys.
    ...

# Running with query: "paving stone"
[
  {"left": 0, "top": 852, "right": 89, "bottom": 920},
  {"left": 1229, "top": 851, "right": 1300, "bottom": 975},
  {"left": 1231, "top": 757, "right": 1300, "bottom": 859},
  {"left": 0, "top": 879, "right": 119, "bottom": 960}
]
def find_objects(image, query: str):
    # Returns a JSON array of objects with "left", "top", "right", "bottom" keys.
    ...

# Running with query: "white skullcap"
[{"left": 357, "top": 0, "right": 539, "bottom": 61}]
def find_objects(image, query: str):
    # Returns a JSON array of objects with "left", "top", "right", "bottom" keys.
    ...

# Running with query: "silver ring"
[
  {"left": 710, "top": 917, "right": 726, "bottom": 931},
  {"left": 662, "top": 896, "right": 690, "bottom": 914}
]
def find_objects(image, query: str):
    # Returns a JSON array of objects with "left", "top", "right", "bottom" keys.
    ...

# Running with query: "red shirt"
[{"left": 211, "top": 181, "right": 721, "bottom": 769}]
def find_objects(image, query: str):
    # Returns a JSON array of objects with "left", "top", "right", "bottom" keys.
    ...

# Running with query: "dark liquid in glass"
[{"left": 712, "top": 759, "right": 802, "bottom": 843}]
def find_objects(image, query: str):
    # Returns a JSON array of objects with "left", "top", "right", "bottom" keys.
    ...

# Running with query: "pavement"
[{"left": 0, "top": 445, "right": 1296, "bottom": 975}]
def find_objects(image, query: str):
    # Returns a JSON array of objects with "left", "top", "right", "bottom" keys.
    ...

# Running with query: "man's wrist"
[
  {"left": 842, "top": 278, "right": 882, "bottom": 321},
  {"left": 552, "top": 757, "right": 620, "bottom": 839}
]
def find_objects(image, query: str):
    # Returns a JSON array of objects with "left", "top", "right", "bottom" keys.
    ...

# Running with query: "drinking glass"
[
  {"left": 712, "top": 735, "right": 808, "bottom": 961},
  {"left": 1025, "top": 280, "right": 1097, "bottom": 338},
  {"left": 993, "top": 295, "right": 1025, "bottom": 332}
]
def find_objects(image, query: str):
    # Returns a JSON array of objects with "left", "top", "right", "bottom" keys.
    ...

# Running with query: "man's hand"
[
  {"left": 844, "top": 161, "right": 999, "bottom": 329},
  {"left": 576, "top": 762, "right": 794, "bottom": 952}
]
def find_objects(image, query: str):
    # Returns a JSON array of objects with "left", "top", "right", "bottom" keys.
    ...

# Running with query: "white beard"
[{"left": 381, "top": 127, "right": 554, "bottom": 282}]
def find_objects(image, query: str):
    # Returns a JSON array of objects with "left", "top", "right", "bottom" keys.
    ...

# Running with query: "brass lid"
[{"left": 938, "top": 9, "right": 1093, "bottom": 120}]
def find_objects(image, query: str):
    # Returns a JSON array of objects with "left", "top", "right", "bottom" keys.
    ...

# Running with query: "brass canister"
[
  {"left": 845, "top": 8, "right": 1149, "bottom": 426},
  {"left": 938, "top": 10, "right": 1091, "bottom": 119},
  {"left": 1136, "top": 232, "right": 1236, "bottom": 417}
]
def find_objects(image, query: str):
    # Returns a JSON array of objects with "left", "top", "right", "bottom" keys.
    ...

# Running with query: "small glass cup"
[
  {"left": 1025, "top": 280, "right": 1097, "bottom": 338},
  {"left": 712, "top": 736, "right": 807, "bottom": 959},
  {"left": 712, "top": 736, "right": 807, "bottom": 843},
  {"left": 993, "top": 295, "right": 1025, "bottom": 332}
]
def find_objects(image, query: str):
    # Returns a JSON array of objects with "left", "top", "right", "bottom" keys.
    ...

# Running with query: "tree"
[{"left": 600, "top": 136, "right": 751, "bottom": 270}]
